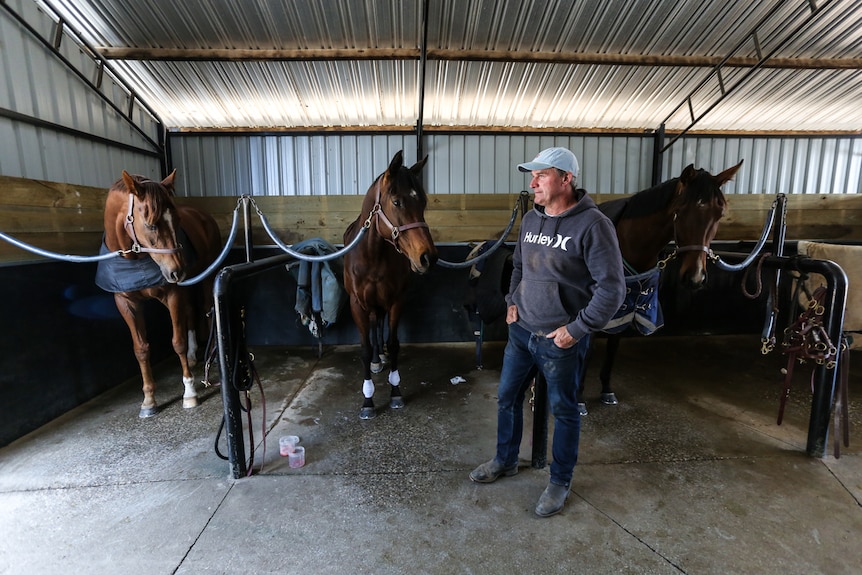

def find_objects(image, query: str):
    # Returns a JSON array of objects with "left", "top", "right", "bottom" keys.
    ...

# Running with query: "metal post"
[
  {"left": 808, "top": 263, "right": 848, "bottom": 457},
  {"left": 241, "top": 196, "right": 254, "bottom": 264},
  {"left": 651, "top": 123, "right": 665, "bottom": 187},
  {"left": 531, "top": 372, "right": 548, "bottom": 468},
  {"left": 213, "top": 252, "right": 302, "bottom": 478},
  {"left": 214, "top": 267, "right": 247, "bottom": 479}
]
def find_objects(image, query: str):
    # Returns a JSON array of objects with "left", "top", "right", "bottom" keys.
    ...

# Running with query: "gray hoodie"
[{"left": 506, "top": 189, "right": 626, "bottom": 342}]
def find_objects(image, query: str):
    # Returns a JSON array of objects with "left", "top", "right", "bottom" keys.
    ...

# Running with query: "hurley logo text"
[{"left": 523, "top": 231, "right": 571, "bottom": 251}]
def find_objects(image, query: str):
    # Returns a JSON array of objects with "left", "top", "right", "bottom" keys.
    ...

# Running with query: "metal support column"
[{"left": 531, "top": 373, "right": 549, "bottom": 468}]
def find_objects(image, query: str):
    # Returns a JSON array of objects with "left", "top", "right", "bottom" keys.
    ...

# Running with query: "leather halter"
[
  {"left": 122, "top": 193, "right": 183, "bottom": 255},
  {"left": 363, "top": 180, "right": 429, "bottom": 253},
  {"left": 657, "top": 200, "right": 717, "bottom": 269}
]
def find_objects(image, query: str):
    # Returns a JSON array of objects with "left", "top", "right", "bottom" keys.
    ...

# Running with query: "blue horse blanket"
[
  {"left": 601, "top": 267, "right": 664, "bottom": 335},
  {"left": 94, "top": 228, "right": 197, "bottom": 293}
]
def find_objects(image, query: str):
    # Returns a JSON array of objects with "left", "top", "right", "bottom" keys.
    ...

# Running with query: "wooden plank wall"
[{"left": 1, "top": 175, "right": 861, "bottom": 263}]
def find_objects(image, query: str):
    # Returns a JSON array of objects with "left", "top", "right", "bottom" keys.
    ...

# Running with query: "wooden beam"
[
  {"left": 94, "top": 46, "right": 862, "bottom": 70},
  {"left": 173, "top": 124, "right": 862, "bottom": 137}
]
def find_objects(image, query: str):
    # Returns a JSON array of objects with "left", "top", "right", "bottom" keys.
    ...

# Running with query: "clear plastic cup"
[
  {"left": 279, "top": 435, "right": 299, "bottom": 456},
  {"left": 288, "top": 445, "right": 305, "bottom": 468}
]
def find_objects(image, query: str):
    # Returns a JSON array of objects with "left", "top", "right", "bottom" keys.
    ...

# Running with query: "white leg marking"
[{"left": 389, "top": 369, "right": 401, "bottom": 387}]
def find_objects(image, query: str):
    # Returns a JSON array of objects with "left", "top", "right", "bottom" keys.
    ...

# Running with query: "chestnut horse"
[
  {"left": 342, "top": 151, "right": 438, "bottom": 419},
  {"left": 577, "top": 161, "right": 744, "bottom": 413},
  {"left": 97, "top": 170, "right": 221, "bottom": 417}
]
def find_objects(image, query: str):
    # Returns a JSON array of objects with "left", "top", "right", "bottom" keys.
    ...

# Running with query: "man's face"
[{"left": 529, "top": 168, "right": 570, "bottom": 206}]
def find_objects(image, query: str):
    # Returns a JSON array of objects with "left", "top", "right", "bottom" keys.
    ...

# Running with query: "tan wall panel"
[{"left": 2, "top": 175, "right": 861, "bottom": 263}]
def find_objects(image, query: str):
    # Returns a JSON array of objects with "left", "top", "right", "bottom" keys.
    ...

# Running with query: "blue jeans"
[{"left": 495, "top": 322, "right": 588, "bottom": 487}]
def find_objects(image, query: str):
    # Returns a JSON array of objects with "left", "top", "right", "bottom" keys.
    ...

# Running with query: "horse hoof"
[
  {"left": 182, "top": 396, "right": 199, "bottom": 409},
  {"left": 601, "top": 393, "right": 619, "bottom": 405},
  {"left": 390, "top": 396, "right": 405, "bottom": 410},
  {"left": 360, "top": 407, "right": 376, "bottom": 420},
  {"left": 139, "top": 406, "right": 158, "bottom": 418},
  {"left": 577, "top": 402, "right": 588, "bottom": 416},
  {"left": 371, "top": 362, "right": 383, "bottom": 374}
]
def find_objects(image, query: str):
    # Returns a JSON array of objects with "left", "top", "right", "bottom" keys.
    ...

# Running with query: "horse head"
[
  {"left": 120, "top": 170, "right": 187, "bottom": 283},
  {"left": 372, "top": 150, "right": 438, "bottom": 274},
  {"left": 671, "top": 160, "right": 743, "bottom": 289}
]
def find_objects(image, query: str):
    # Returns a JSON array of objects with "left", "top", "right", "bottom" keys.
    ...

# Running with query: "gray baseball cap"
[{"left": 518, "top": 147, "right": 580, "bottom": 179}]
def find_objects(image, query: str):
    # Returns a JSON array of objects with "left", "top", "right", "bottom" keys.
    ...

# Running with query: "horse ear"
[
  {"left": 388, "top": 150, "right": 405, "bottom": 175},
  {"left": 411, "top": 155, "right": 429, "bottom": 175},
  {"left": 160, "top": 169, "right": 177, "bottom": 192},
  {"left": 121, "top": 170, "right": 141, "bottom": 196},
  {"left": 715, "top": 159, "right": 744, "bottom": 185},
  {"left": 679, "top": 164, "right": 697, "bottom": 184}
]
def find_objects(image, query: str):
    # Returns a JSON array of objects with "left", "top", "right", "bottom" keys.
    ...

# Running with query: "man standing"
[{"left": 469, "top": 147, "right": 625, "bottom": 517}]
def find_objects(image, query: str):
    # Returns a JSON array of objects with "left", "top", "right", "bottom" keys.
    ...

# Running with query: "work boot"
[
  {"left": 469, "top": 459, "right": 518, "bottom": 483},
  {"left": 535, "top": 482, "right": 570, "bottom": 517}
]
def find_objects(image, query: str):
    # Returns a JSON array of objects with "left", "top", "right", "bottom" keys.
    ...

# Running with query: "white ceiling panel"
[{"left": 29, "top": 0, "right": 862, "bottom": 133}]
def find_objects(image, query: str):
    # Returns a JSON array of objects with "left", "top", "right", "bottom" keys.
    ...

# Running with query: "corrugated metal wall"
[
  {"left": 0, "top": 0, "right": 162, "bottom": 185},
  {"left": 2, "top": 0, "right": 860, "bottom": 197},
  {"left": 169, "top": 132, "right": 861, "bottom": 198}
]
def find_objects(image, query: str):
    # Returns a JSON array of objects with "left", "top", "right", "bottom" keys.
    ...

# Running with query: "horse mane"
[
  {"left": 617, "top": 168, "right": 725, "bottom": 220},
  {"left": 619, "top": 178, "right": 679, "bottom": 219}
]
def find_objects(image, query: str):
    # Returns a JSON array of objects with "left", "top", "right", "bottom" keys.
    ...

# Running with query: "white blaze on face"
[{"left": 161, "top": 210, "right": 177, "bottom": 246}]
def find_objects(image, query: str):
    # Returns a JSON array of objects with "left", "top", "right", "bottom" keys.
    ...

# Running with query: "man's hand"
[
  {"left": 506, "top": 305, "right": 518, "bottom": 324},
  {"left": 547, "top": 326, "right": 576, "bottom": 349}
]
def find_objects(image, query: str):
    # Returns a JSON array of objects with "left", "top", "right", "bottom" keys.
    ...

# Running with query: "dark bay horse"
[
  {"left": 342, "top": 151, "right": 438, "bottom": 419},
  {"left": 577, "top": 161, "right": 744, "bottom": 413},
  {"left": 99, "top": 170, "right": 221, "bottom": 418}
]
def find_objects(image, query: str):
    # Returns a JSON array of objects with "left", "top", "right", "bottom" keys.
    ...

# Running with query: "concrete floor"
[{"left": 0, "top": 334, "right": 860, "bottom": 575}]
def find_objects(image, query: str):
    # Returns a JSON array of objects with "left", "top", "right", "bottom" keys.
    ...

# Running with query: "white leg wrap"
[
  {"left": 389, "top": 370, "right": 401, "bottom": 387},
  {"left": 363, "top": 379, "right": 375, "bottom": 398}
]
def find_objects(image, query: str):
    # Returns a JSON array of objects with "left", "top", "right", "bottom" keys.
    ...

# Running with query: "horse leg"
[
  {"left": 359, "top": 338, "right": 376, "bottom": 419},
  {"left": 114, "top": 294, "right": 160, "bottom": 418},
  {"left": 599, "top": 334, "right": 621, "bottom": 405},
  {"left": 386, "top": 303, "right": 404, "bottom": 410},
  {"left": 353, "top": 309, "right": 377, "bottom": 419},
  {"left": 165, "top": 290, "right": 198, "bottom": 410},
  {"left": 370, "top": 314, "right": 385, "bottom": 374},
  {"left": 184, "top": 295, "right": 199, "bottom": 368}
]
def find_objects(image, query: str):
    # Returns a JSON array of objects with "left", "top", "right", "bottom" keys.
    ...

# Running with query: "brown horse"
[
  {"left": 342, "top": 150, "right": 438, "bottom": 419},
  {"left": 98, "top": 170, "right": 221, "bottom": 418},
  {"left": 577, "top": 161, "right": 744, "bottom": 413}
]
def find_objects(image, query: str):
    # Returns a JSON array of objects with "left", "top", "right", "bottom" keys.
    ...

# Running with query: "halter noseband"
[
  {"left": 363, "top": 180, "right": 429, "bottom": 253},
  {"left": 657, "top": 204, "right": 716, "bottom": 269},
  {"left": 121, "top": 193, "right": 183, "bottom": 255}
]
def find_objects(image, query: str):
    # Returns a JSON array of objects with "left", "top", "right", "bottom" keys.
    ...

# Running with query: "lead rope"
[{"left": 740, "top": 252, "right": 778, "bottom": 354}]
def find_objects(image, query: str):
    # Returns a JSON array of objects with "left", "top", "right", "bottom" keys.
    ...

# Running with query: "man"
[{"left": 469, "top": 147, "right": 625, "bottom": 517}]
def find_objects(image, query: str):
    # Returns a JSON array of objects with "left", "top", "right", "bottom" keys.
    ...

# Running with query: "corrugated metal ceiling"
[{"left": 34, "top": 0, "right": 862, "bottom": 133}]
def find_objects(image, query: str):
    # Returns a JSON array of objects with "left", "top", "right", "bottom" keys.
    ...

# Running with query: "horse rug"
[
  {"left": 601, "top": 267, "right": 664, "bottom": 335},
  {"left": 94, "top": 228, "right": 197, "bottom": 293}
]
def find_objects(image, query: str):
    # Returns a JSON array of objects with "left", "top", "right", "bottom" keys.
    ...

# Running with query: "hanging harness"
[{"left": 778, "top": 285, "right": 850, "bottom": 458}]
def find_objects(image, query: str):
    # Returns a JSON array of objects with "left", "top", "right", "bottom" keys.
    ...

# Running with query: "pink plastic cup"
[{"left": 288, "top": 446, "right": 305, "bottom": 468}]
